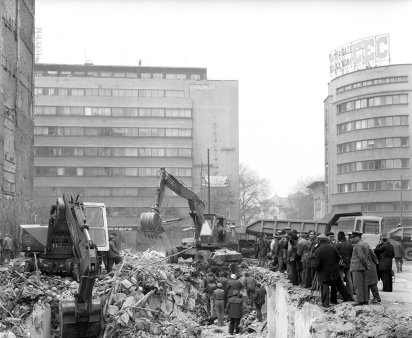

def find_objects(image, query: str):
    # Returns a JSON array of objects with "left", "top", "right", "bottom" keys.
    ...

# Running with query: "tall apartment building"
[
  {"left": 0, "top": 0, "right": 35, "bottom": 236},
  {"left": 325, "top": 64, "right": 412, "bottom": 231},
  {"left": 33, "top": 63, "right": 239, "bottom": 246}
]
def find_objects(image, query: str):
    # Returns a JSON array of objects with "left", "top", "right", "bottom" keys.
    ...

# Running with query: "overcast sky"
[{"left": 35, "top": 0, "right": 412, "bottom": 196}]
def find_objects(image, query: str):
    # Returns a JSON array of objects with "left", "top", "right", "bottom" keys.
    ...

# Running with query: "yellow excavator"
[
  {"left": 139, "top": 168, "right": 242, "bottom": 263},
  {"left": 20, "top": 193, "right": 108, "bottom": 337}
]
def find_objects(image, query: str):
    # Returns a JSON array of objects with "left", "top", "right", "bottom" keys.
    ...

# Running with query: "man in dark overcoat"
[
  {"left": 314, "top": 234, "right": 350, "bottom": 308},
  {"left": 375, "top": 237, "right": 395, "bottom": 292}
]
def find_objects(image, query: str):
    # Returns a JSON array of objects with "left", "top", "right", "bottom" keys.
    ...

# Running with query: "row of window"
[
  {"left": 35, "top": 70, "right": 202, "bottom": 80},
  {"left": 34, "top": 87, "right": 185, "bottom": 98},
  {"left": 46, "top": 186, "right": 180, "bottom": 198},
  {"left": 337, "top": 115, "right": 408, "bottom": 134},
  {"left": 336, "top": 202, "right": 411, "bottom": 212},
  {"left": 34, "top": 126, "right": 192, "bottom": 137},
  {"left": 35, "top": 146, "right": 192, "bottom": 158},
  {"left": 35, "top": 166, "right": 192, "bottom": 177},
  {"left": 336, "top": 76, "right": 408, "bottom": 94},
  {"left": 337, "top": 94, "right": 408, "bottom": 114},
  {"left": 338, "top": 180, "right": 409, "bottom": 193},
  {"left": 337, "top": 158, "right": 409, "bottom": 174},
  {"left": 34, "top": 106, "right": 192, "bottom": 118},
  {"left": 337, "top": 137, "right": 408, "bottom": 154}
]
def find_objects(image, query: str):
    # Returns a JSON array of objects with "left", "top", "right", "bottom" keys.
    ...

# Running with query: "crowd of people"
[
  {"left": 201, "top": 262, "right": 266, "bottom": 335},
  {"left": 260, "top": 228, "right": 402, "bottom": 308}
]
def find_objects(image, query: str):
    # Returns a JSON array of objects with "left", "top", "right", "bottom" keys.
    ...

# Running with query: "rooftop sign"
[{"left": 329, "top": 34, "right": 390, "bottom": 79}]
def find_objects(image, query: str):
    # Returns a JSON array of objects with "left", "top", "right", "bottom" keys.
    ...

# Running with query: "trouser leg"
[
  {"left": 321, "top": 282, "right": 330, "bottom": 307},
  {"left": 229, "top": 318, "right": 235, "bottom": 334},
  {"left": 256, "top": 305, "right": 262, "bottom": 321},
  {"left": 210, "top": 298, "right": 215, "bottom": 317},
  {"left": 291, "top": 261, "right": 299, "bottom": 285},
  {"left": 335, "top": 278, "right": 350, "bottom": 301},
  {"left": 369, "top": 283, "right": 381, "bottom": 301},
  {"left": 107, "top": 258, "right": 114, "bottom": 272},
  {"left": 234, "top": 318, "right": 240, "bottom": 334},
  {"left": 395, "top": 259, "right": 400, "bottom": 273},
  {"left": 344, "top": 270, "right": 354, "bottom": 299},
  {"left": 215, "top": 301, "right": 224, "bottom": 325},
  {"left": 352, "top": 271, "right": 367, "bottom": 302},
  {"left": 330, "top": 283, "right": 338, "bottom": 304},
  {"left": 381, "top": 270, "right": 393, "bottom": 292}
]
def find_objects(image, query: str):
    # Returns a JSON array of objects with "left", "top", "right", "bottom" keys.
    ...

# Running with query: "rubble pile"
[{"left": 0, "top": 251, "right": 207, "bottom": 338}]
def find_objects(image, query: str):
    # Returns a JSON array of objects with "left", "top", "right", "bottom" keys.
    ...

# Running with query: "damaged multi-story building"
[{"left": 0, "top": 0, "right": 35, "bottom": 236}]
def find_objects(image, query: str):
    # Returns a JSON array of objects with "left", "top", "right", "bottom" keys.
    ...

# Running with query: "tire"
[
  {"left": 404, "top": 247, "right": 412, "bottom": 261},
  {"left": 194, "top": 250, "right": 211, "bottom": 263}
]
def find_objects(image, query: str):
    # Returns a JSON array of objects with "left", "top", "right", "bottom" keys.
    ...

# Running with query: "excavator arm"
[
  {"left": 140, "top": 168, "right": 206, "bottom": 242},
  {"left": 56, "top": 193, "right": 102, "bottom": 338}
]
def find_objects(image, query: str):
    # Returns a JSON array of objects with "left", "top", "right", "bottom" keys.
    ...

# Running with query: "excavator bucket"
[
  {"left": 139, "top": 211, "right": 164, "bottom": 239},
  {"left": 59, "top": 299, "right": 102, "bottom": 338}
]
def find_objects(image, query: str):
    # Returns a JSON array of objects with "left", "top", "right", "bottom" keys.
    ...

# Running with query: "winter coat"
[
  {"left": 367, "top": 249, "right": 379, "bottom": 286},
  {"left": 350, "top": 239, "right": 370, "bottom": 272},
  {"left": 217, "top": 276, "right": 228, "bottom": 290},
  {"left": 3, "top": 236, "right": 12, "bottom": 250},
  {"left": 389, "top": 239, "right": 404, "bottom": 258},
  {"left": 313, "top": 241, "right": 341, "bottom": 283},
  {"left": 297, "top": 237, "right": 309, "bottom": 262},
  {"left": 271, "top": 238, "right": 280, "bottom": 256},
  {"left": 107, "top": 239, "right": 120, "bottom": 258},
  {"left": 257, "top": 238, "right": 269, "bottom": 258},
  {"left": 226, "top": 296, "right": 243, "bottom": 318},
  {"left": 213, "top": 288, "right": 225, "bottom": 301},
  {"left": 335, "top": 240, "right": 353, "bottom": 270},
  {"left": 243, "top": 276, "right": 256, "bottom": 291},
  {"left": 375, "top": 242, "right": 395, "bottom": 271},
  {"left": 253, "top": 287, "right": 266, "bottom": 307},
  {"left": 227, "top": 279, "right": 242, "bottom": 297}
]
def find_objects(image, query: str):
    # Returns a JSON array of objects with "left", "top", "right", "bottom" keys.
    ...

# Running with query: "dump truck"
[
  {"left": 20, "top": 193, "right": 109, "bottom": 337},
  {"left": 139, "top": 168, "right": 242, "bottom": 263},
  {"left": 387, "top": 226, "right": 412, "bottom": 261},
  {"left": 246, "top": 212, "right": 384, "bottom": 248}
]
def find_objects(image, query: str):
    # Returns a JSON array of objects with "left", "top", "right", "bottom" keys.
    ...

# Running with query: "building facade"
[
  {"left": 33, "top": 63, "right": 239, "bottom": 247},
  {"left": 0, "top": 0, "right": 35, "bottom": 236},
  {"left": 307, "top": 181, "right": 326, "bottom": 220},
  {"left": 325, "top": 64, "right": 412, "bottom": 231}
]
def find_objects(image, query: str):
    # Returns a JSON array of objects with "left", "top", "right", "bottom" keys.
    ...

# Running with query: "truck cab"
[{"left": 351, "top": 216, "right": 383, "bottom": 248}]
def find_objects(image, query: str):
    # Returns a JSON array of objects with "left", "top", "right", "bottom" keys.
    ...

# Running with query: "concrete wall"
[
  {"left": 267, "top": 282, "right": 324, "bottom": 338},
  {"left": 0, "top": 0, "right": 35, "bottom": 237}
]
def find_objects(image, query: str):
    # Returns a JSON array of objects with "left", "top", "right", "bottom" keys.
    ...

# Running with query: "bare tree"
[{"left": 239, "top": 163, "right": 271, "bottom": 226}]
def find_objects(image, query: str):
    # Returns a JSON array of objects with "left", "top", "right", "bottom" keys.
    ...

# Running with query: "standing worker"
[
  {"left": 225, "top": 290, "right": 243, "bottom": 335},
  {"left": 256, "top": 236, "right": 269, "bottom": 267},
  {"left": 227, "top": 274, "right": 243, "bottom": 298},
  {"left": 314, "top": 235, "right": 350, "bottom": 308},
  {"left": 367, "top": 248, "right": 381, "bottom": 304},
  {"left": 3, "top": 234, "right": 13, "bottom": 264},
  {"left": 335, "top": 231, "right": 354, "bottom": 300},
  {"left": 375, "top": 236, "right": 395, "bottom": 292},
  {"left": 253, "top": 282, "right": 266, "bottom": 322},
  {"left": 349, "top": 231, "right": 370, "bottom": 305},
  {"left": 213, "top": 283, "right": 225, "bottom": 326},
  {"left": 390, "top": 238, "right": 404, "bottom": 273},
  {"left": 107, "top": 233, "right": 122, "bottom": 272},
  {"left": 243, "top": 272, "right": 256, "bottom": 306}
]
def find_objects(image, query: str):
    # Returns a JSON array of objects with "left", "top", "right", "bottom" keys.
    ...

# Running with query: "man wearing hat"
[
  {"left": 107, "top": 233, "right": 122, "bottom": 272},
  {"left": 225, "top": 289, "right": 243, "bottom": 335},
  {"left": 314, "top": 234, "right": 350, "bottom": 308},
  {"left": 349, "top": 231, "right": 370, "bottom": 305},
  {"left": 226, "top": 273, "right": 243, "bottom": 297},
  {"left": 374, "top": 236, "right": 395, "bottom": 292},
  {"left": 213, "top": 283, "right": 225, "bottom": 326}
]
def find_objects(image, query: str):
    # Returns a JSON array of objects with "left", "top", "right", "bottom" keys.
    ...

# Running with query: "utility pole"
[
  {"left": 399, "top": 174, "right": 403, "bottom": 226},
  {"left": 207, "top": 149, "right": 211, "bottom": 213}
]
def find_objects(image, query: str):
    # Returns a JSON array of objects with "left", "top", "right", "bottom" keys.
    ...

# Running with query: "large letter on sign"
[
  {"left": 364, "top": 37, "right": 375, "bottom": 62},
  {"left": 376, "top": 35, "right": 389, "bottom": 59}
]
